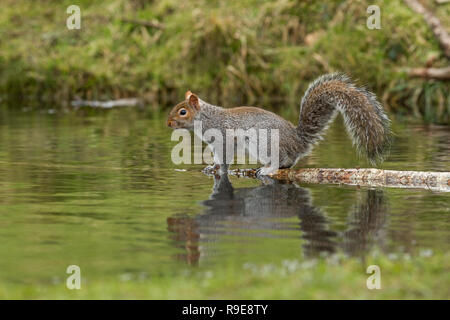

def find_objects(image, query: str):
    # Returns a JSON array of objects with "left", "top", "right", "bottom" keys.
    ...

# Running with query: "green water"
[{"left": 0, "top": 107, "right": 448, "bottom": 288}]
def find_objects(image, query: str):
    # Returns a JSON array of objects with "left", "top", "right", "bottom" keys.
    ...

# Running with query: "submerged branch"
[
  {"left": 223, "top": 168, "right": 450, "bottom": 192},
  {"left": 71, "top": 98, "right": 140, "bottom": 108}
]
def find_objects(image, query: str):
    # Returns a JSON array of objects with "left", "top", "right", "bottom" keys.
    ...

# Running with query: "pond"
[{"left": 0, "top": 106, "right": 448, "bottom": 288}]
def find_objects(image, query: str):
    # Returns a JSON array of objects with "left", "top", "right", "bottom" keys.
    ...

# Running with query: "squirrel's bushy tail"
[{"left": 297, "top": 73, "right": 391, "bottom": 164}]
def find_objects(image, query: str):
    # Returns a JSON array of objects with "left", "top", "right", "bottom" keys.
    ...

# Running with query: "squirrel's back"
[{"left": 223, "top": 107, "right": 295, "bottom": 130}]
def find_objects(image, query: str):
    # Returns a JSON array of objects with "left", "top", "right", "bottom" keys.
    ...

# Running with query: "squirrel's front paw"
[{"left": 202, "top": 164, "right": 221, "bottom": 174}]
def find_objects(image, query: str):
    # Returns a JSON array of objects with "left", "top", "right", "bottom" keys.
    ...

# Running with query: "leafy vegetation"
[{"left": 0, "top": 0, "right": 448, "bottom": 122}]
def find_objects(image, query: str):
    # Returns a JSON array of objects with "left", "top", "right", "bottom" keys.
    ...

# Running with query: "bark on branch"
[
  {"left": 223, "top": 168, "right": 450, "bottom": 192},
  {"left": 404, "top": 0, "right": 450, "bottom": 58}
]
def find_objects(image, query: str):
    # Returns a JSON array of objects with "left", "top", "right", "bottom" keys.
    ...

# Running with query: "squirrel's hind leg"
[
  {"left": 255, "top": 165, "right": 276, "bottom": 177},
  {"left": 255, "top": 158, "right": 294, "bottom": 177}
]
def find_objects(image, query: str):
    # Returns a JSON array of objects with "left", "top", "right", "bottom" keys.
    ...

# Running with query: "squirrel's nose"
[{"left": 167, "top": 119, "right": 175, "bottom": 128}]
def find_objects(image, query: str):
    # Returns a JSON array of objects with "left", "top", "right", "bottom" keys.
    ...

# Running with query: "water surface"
[{"left": 0, "top": 107, "right": 448, "bottom": 286}]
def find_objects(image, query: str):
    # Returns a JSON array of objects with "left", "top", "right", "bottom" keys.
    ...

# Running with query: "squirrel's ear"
[{"left": 186, "top": 91, "right": 199, "bottom": 110}]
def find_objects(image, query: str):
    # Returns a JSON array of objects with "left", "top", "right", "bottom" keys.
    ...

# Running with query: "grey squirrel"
[{"left": 167, "top": 73, "right": 391, "bottom": 175}]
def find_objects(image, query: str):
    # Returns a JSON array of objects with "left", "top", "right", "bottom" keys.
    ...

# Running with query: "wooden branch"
[
  {"left": 404, "top": 0, "right": 450, "bottom": 58},
  {"left": 219, "top": 168, "right": 450, "bottom": 192},
  {"left": 405, "top": 66, "right": 450, "bottom": 79}
]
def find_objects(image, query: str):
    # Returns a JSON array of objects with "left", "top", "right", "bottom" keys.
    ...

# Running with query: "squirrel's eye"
[{"left": 179, "top": 109, "right": 187, "bottom": 116}]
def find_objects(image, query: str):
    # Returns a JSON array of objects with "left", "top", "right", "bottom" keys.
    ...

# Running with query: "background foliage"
[{"left": 0, "top": 0, "right": 449, "bottom": 123}]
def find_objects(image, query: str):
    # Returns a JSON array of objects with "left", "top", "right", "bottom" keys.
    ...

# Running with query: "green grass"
[
  {"left": 0, "top": 0, "right": 449, "bottom": 123},
  {"left": 1, "top": 251, "right": 448, "bottom": 299}
]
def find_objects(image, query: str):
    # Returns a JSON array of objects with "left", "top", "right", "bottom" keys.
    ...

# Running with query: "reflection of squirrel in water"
[
  {"left": 167, "top": 174, "right": 387, "bottom": 265},
  {"left": 167, "top": 175, "right": 337, "bottom": 263},
  {"left": 167, "top": 73, "right": 391, "bottom": 174}
]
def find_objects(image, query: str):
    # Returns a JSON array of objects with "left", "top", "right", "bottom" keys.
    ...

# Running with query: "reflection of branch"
[
  {"left": 404, "top": 66, "right": 450, "bottom": 80},
  {"left": 404, "top": 0, "right": 450, "bottom": 58}
]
